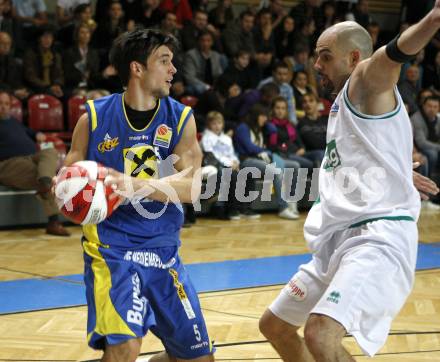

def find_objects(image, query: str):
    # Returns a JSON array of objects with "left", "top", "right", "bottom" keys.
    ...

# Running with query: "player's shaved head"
[{"left": 326, "top": 21, "right": 373, "bottom": 60}]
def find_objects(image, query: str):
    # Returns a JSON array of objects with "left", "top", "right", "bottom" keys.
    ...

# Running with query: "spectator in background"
[
  {"left": 12, "top": 0, "right": 48, "bottom": 53},
  {"left": 159, "top": 0, "right": 192, "bottom": 27},
  {"left": 183, "top": 31, "right": 226, "bottom": 96},
  {"left": 220, "top": 49, "right": 257, "bottom": 92},
  {"left": 399, "top": 64, "right": 422, "bottom": 115},
  {"left": 259, "top": 61, "right": 297, "bottom": 124},
  {"left": 292, "top": 70, "right": 315, "bottom": 116},
  {"left": 274, "top": 15, "right": 296, "bottom": 61},
  {"left": 0, "top": 32, "right": 30, "bottom": 100},
  {"left": 23, "top": 27, "right": 64, "bottom": 98},
  {"left": 63, "top": 24, "right": 100, "bottom": 95},
  {"left": 254, "top": 8, "right": 276, "bottom": 77},
  {"left": 0, "top": 0, "right": 13, "bottom": 36},
  {"left": 289, "top": 0, "right": 323, "bottom": 35},
  {"left": 134, "top": 0, "right": 163, "bottom": 29},
  {"left": 57, "top": 3, "right": 97, "bottom": 49},
  {"left": 400, "top": 49, "right": 425, "bottom": 90},
  {"left": 265, "top": 0, "right": 288, "bottom": 29},
  {"left": 366, "top": 21, "right": 383, "bottom": 50},
  {"left": 411, "top": 96, "right": 440, "bottom": 179},
  {"left": 222, "top": 10, "right": 255, "bottom": 58},
  {"left": 345, "top": 0, "right": 372, "bottom": 28},
  {"left": 292, "top": 17, "right": 316, "bottom": 55},
  {"left": 0, "top": 91, "right": 70, "bottom": 236},
  {"left": 234, "top": 104, "right": 300, "bottom": 220},
  {"left": 239, "top": 81, "right": 280, "bottom": 119},
  {"left": 297, "top": 92, "right": 327, "bottom": 166},
  {"left": 322, "top": 1, "right": 340, "bottom": 30},
  {"left": 201, "top": 111, "right": 259, "bottom": 220},
  {"left": 181, "top": 9, "right": 217, "bottom": 51},
  {"left": 423, "top": 49, "right": 440, "bottom": 95},
  {"left": 157, "top": 11, "right": 181, "bottom": 42},
  {"left": 268, "top": 96, "right": 314, "bottom": 170},
  {"left": 56, "top": 0, "right": 90, "bottom": 28},
  {"left": 208, "top": 0, "right": 234, "bottom": 31}
]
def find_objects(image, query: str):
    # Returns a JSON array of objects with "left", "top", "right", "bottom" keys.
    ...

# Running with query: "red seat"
[
  {"left": 67, "top": 95, "right": 87, "bottom": 131},
  {"left": 28, "top": 94, "right": 64, "bottom": 131},
  {"left": 180, "top": 95, "right": 198, "bottom": 108},
  {"left": 10, "top": 95, "right": 23, "bottom": 122}
]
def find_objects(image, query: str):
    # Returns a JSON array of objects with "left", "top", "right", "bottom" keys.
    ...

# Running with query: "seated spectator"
[
  {"left": 23, "top": 27, "right": 64, "bottom": 98},
  {"left": 234, "top": 104, "right": 300, "bottom": 219},
  {"left": 423, "top": 49, "right": 440, "bottom": 95},
  {"left": 133, "top": 0, "right": 163, "bottom": 29},
  {"left": 259, "top": 61, "right": 297, "bottom": 124},
  {"left": 182, "top": 31, "right": 226, "bottom": 96},
  {"left": 366, "top": 21, "right": 383, "bottom": 50},
  {"left": 208, "top": 0, "right": 234, "bottom": 31},
  {"left": 12, "top": 0, "right": 48, "bottom": 53},
  {"left": 289, "top": 0, "right": 323, "bottom": 35},
  {"left": 201, "top": 111, "right": 259, "bottom": 220},
  {"left": 292, "top": 17, "right": 316, "bottom": 55},
  {"left": 265, "top": 0, "right": 288, "bottom": 29},
  {"left": 0, "top": 31, "right": 30, "bottom": 100},
  {"left": 411, "top": 95, "right": 440, "bottom": 179},
  {"left": 238, "top": 81, "right": 280, "bottom": 119},
  {"left": 57, "top": 3, "right": 96, "bottom": 48},
  {"left": 56, "top": 0, "right": 90, "bottom": 28},
  {"left": 399, "top": 64, "right": 422, "bottom": 115},
  {"left": 253, "top": 8, "right": 276, "bottom": 75},
  {"left": 322, "top": 1, "right": 341, "bottom": 30},
  {"left": 0, "top": 91, "right": 70, "bottom": 236},
  {"left": 268, "top": 96, "right": 314, "bottom": 170},
  {"left": 0, "top": 0, "right": 13, "bottom": 36},
  {"left": 159, "top": 0, "right": 192, "bottom": 27},
  {"left": 274, "top": 15, "right": 296, "bottom": 61},
  {"left": 219, "top": 49, "right": 257, "bottom": 92},
  {"left": 292, "top": 70, "right": 314, "bottom": 116},
  {"left": 181, "top": 9, "right": 217, "bottom": 51},
  {"left": 63, "top": 24, "right": 101, "bottom": 95},
  {"left": 194, "top": 77, "right": 242, "bottom": 132},
  {"left": 222, "top": 10, "right": 255, "bottom": 58},
  {"left": 345, "top": 0, "right": 372, "bottom": 28},
  {"left": 297, "top": 92, "right": 327, "bottom": 166},
  {"left": 400, "top": 49, "right": 425, "bottom": 90},
  {"left": 156, "top": 11, "right": 181, "bottom": 43}
]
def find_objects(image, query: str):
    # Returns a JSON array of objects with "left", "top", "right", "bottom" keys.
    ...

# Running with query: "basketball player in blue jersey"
[
  {"left": 63, "top": 29, "right": 214, "bottom": 361},
  {"left": 258, "top": 3, "right": 440, "bottom": 362}
]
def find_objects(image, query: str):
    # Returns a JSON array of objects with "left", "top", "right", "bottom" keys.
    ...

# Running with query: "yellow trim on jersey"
[
  {"left": 83, "top": 225, "right": 135, "bottom": 340},
  {"left": 122, "top": 93, "right": 161, "bottom": 132},
  {"left": 87, "top": 100, "right": 98, "bottom": 131},
  {"left": 178, "top": 106, "right": 191, "bottom": 135}
]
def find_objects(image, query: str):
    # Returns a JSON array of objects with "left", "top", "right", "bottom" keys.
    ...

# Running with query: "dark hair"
[
  {"left": 240, "top": 10, "right": 254, "bottom": 20},
  {"left": 246, "top": 103, "right": 269, "bottom": 133},
  {"left": 74, "top": 3, "right": 91, "bottom": 17},
  {"left": 109, "top": 29, "right": 179, "bottom": 86},
  {"left": 272, "top": 60, "right": 289, "bottom": 72},
  {"left": 271, "top": 95, "right": 288, "bottom": 109},
  {"left": 423, "top": 95, "right": 440, "bottom": 105},
  {"left": 293, "top": 70, "right": 308, "bottom": 81},
  {"left": 197, "top": 30, "right": 213, "bottom": 41},
  {"left": 259, "top": 82, "right": 280, "bottom": 98}
]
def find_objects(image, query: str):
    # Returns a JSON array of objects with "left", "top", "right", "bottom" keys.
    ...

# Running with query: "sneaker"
[
  {"left": 240, "top": 209, "right": 261, "bottom": 219},
  {"left": 227, "top": 210, "right": 241, "bottom": 220},
  {"left": 288, "top": 202, "right": 299, "bottom": 214},
  {"left": 46, "top": 220, "right": 71, "bottom": 236},
  {"left": 422, "top": 200, "right": 440, "bottom": 211},
  {"left": 278, "top": 207, "right": 300, "bottom": 220}
]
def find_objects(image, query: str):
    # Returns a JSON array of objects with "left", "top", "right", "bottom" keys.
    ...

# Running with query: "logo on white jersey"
[{"left": 323, "top": 139, "right": 341, "bottom": 171}]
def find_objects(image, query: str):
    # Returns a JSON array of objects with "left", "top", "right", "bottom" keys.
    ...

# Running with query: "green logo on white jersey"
[{"left": 323, "top": 140, "right": 341, "bottom": 171}]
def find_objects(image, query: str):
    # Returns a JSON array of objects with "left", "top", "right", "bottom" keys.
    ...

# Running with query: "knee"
[
  {"left": 304, "top": 314, "right": 344, "bottom": 354},
  {"left": 259, "top": 309, "right": 298, "bottom": 343},
  {"left": 103, "top": 339, "right": 141, "bottom": 362}
]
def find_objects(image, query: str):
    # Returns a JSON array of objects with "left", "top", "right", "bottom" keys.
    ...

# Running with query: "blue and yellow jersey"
[{"left": 83, "top": 93, "right": 193, "bottom": 248}]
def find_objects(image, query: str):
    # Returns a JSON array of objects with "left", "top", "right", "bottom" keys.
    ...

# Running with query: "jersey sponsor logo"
[
  {"left": 323, "top": 139, "right": 341, "bottom": 171},
  {"left": 153, "top": 124, "right": 172, "bottom": 148},
  {"left": 330, "top": 102, "right": 339, "bottom": 115},
  {"left": 127, "top": 272, "right": 148, "bottom": 326},
  {"left": 124, "top": 251, "right": 176, "bottom": 269},
  {"left": 169, "top": 268, "right": 196, "bottom": 320},
  {"left": 326, "top": 290, "right": 341, "bottom": 304},
  {"left": 98, "top": 133, "right": 119, "bottom": 153},
  {"left": 123, "top": 144, "right": 158, "bottom": 179},
  {"left": 284, "top": 276, "right": 307, "bottom": 301},
  {"left": 128, "top": 134, "right": 149, "bottom": 141}
]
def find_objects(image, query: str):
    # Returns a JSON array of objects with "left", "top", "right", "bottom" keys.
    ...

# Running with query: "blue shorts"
[{"left": 82, "top": 239, "right": 214, "bottom": 359}]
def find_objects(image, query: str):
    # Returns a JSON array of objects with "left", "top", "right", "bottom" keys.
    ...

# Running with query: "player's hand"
[{"left": 412, "top": 162, "right": 439, "bottom": 200}]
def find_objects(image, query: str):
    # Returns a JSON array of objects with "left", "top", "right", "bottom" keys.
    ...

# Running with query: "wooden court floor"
[{"left": 0, "top": 210, "right": 439, "bottom": 361}]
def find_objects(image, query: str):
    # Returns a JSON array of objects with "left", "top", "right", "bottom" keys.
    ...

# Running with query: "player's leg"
[
  {"left": 149, "top": 351, "right": 214, "bottom": 361},
  {"left": 259, "top": 310, "right": 313, "bottom": 362},
  {"left": 147, "top": 247, "right": 214, "bottom": 361},
  {"left": 259, "top": 264, "right": 328, "bottom": 362},
  {"left": 304, "top": 314, "right": 353, "bottom": 362},
  {"left": 102, "top": 338, "right": 142, "bottom": 362}
]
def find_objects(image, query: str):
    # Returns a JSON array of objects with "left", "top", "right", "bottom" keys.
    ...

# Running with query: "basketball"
[{"left": 54, "top": 161, "right": 119, "bottom": 225}]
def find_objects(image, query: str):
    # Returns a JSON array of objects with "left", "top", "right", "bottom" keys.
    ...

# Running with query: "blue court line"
[{"left": 1, "top": 243, "right": 439, "bottom": 315}]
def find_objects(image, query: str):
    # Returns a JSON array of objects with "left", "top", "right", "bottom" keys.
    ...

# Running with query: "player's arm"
[
  {"left": 64, "top": 113, "right": 89, "bottom": 166},
  {"left": 107, "top": 115, "right": 203, "bottom": 204},
  {"left": 354, "top": 2, "right": 440, "bottom": 97}
]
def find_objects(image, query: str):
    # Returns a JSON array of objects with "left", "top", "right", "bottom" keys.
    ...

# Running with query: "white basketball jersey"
[{"left": 304, "top": 79, "right": 421, "bottom": 250}]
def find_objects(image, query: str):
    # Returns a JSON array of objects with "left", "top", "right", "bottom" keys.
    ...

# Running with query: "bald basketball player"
[{"left": 259, "top": 3, "right": 440, "bottom": 361}]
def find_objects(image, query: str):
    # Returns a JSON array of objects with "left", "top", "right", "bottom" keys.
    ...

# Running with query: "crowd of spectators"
[{"left": 1, "top": 0, "right": 440, "bottom": 226}]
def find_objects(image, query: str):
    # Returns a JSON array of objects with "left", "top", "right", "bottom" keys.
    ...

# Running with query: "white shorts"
[{"left": 269, "top": 219, "right": 418, "bottom": 357}]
